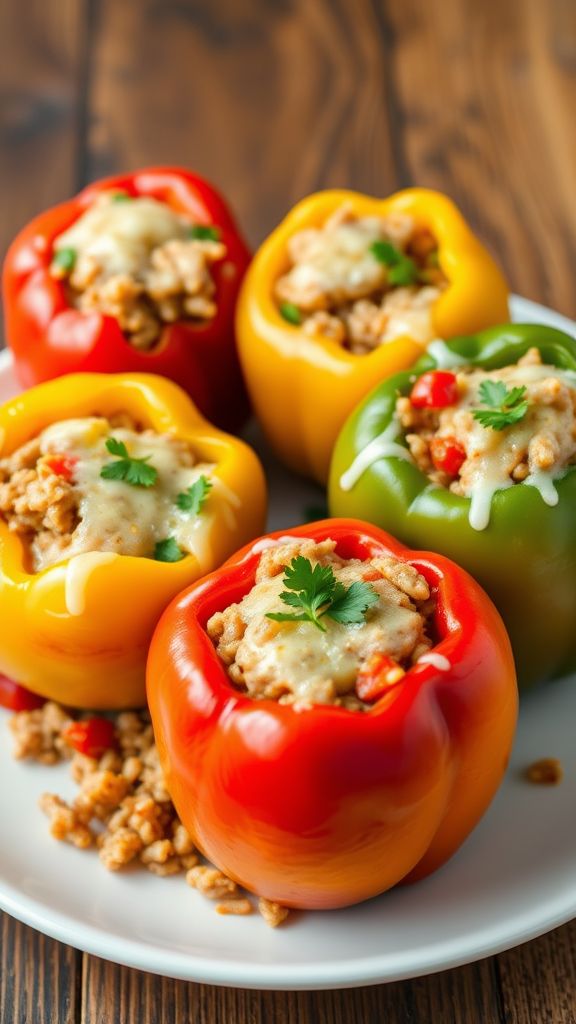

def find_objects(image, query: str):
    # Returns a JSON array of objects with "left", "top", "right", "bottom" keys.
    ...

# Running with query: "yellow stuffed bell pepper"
[
  {"left": 237, "top": 188, "right": 509, "bottom": 484},
  {"left": 0, "top": 373, "right": 266, "bottom": 709}
]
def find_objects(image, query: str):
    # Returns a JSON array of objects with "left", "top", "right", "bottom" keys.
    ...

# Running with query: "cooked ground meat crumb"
[
  {"left": 275, "top": 204, "right": 447, "bottom": 353},
  {"left": 7, "top": 702, "right": 289, "bottom": 926},
  {"left": 524, "top": 758, "right": 563, "bottom": 785}
]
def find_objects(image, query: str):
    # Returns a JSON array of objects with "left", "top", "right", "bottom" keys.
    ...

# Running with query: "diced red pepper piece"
[
  {"left": 44, "top": 454, "right": 78, "bottom": 481},
  {"left": 410, "top": 371, "right": 458, "bottom": 409},
  {"left": 430, "top": 436, "right": 466, "bottom": 476},
  {"left": 62, "top": 717, "right": 117, "bottom": 758},
  {"left": 356, "top": 653, "right": 406, "bottom": 703},
  {"left": 0, "top": 675, "right": 46, "bottom": 711}
]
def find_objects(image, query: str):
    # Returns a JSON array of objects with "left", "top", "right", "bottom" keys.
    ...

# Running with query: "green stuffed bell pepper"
[{"left": 329, "top": 324, "right": 576, "bottom": 688}]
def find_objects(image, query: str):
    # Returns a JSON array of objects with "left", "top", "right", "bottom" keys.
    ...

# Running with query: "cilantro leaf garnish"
[
  {"left": 370, "top": 240, "right": 418, "bottom": 286},
  {"left": 154, "top": 537, "right": 185, "bottom": 562},
  {"left": 100, "top": 437, "right": 158, "bottom": 487},
  {"left": 279, "top": 302, "right": 302, "bottom": 326},
  {"left": 472, "top": 380, "right": 529, "bottom": 431},
  {"left": 188, "top": 224, "right": 220, "bottom": 241},
  {"left": 176, "top": 475, "right": 212, "bottom": 515},
  {"left": 52, "top": 247, "right": 77, "bottom": 273},
  {"left": 266, "top": 556, "right": 379, "bottom": 632}
]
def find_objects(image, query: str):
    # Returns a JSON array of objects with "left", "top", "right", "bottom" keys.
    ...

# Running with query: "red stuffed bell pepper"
[
  {"left": 147, "top": 519, "right": 517, "bottom": 910},
  {"left": 3, "top": 167, "right": 251, "bottom": 433}
]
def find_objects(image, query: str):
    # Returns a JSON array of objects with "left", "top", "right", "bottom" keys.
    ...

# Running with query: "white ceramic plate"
[{"left": 0, "top": 295, "right": 575, "bottom": 991}]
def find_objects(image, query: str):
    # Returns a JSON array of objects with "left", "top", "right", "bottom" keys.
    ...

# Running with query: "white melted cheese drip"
[
  {"left": 340, "top": 362, "right": 576, "bottom": 531},
  {"left": 339, "top": 420, "right": 413, "bottom": 492},
  {"left": 417, "top": 652, "right": 451, "bottom": 672},
  {"left": 35, "top": 417, "right": 232, "bottom": 569},
  {"left": 426, "top": 339, "right": 470, "bottom": 369},
  {"left": 54, "top": 193, "right": 191, "bottom": 278}
]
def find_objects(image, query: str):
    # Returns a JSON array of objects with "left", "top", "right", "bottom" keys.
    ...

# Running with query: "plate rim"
[{"left": 0, "top": 293, "right": 575, "bottom": 990}]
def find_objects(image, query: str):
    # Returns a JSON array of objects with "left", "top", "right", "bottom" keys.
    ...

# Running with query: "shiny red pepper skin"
[
  {"left": 3, "top": 168, "right": 251, "bottom": 434},
  {"left": 147, "top": 519, "right": 517, "bottom": 910},
  {"left": 0, "top": 675, "right": 45, "bottom": 712}
]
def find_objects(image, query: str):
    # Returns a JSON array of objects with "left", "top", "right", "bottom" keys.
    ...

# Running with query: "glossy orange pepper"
[
  {"left": 236, "top": 189, "right": 510, "bottom": 484},
  {"left": 147, "top": 519, "right": 517, "bottom": 910},
  {"left": 0, "top": 372, "right": 266, "bottom": 709}
]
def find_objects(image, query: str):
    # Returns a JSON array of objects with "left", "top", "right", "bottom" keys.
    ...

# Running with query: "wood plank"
[
  {"left": 0, "top": 0, "right": 86, "bottom": 268},
  {"left": 385, "top": 0, "right": 576, "bottom": 316},
  {"left": 0, "top": 912, "right": 80, "bottom": 1024},
  {"left": 80, "top": 955, "right": 502, "bottom": 1023},
  {"left": 85, "top": 0, "right": 404, "bottom": 247},
  {"left": 497, "top": 921, "right": 576, "bottom": 1024}
]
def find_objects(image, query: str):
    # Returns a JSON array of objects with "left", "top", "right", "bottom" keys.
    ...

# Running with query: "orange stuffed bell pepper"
[
  {"left": 147, "top": 519, "right": 517, "bottom": 910},
  {"left": 237, "top": 189, "right": 509, "bottom": 483},
  {"left": 0, "top": 373, "right": 266, "bottom": 709}
]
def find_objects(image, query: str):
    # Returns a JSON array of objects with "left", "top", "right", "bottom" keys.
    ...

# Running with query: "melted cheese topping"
[
  {"left": 280, "top": 215, "right": 396, "bottom": 307},
  {"left": 340, "top": 360, "right": 576, "bottom": 530},
  {"left": 54, "top": 194, "right": 191, "bottom": 278},
  {"left": 32, "top": 417, "right": 219, "bottom": 569},
  {"left": 221, "top": 551, "right": 429, "bottom": 707}
]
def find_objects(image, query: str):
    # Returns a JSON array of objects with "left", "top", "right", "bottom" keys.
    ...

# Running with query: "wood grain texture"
[
  {"left": 0, "top": 914, "right": 80, "bottom": 1024},
  {"left": 81, "top": 956, "right": 502, "bottom": 1024},
  {"left": 0, "top": 0, "right": 88, "bottom": 265},
  {"left": 1, "top": 0, "right": 576, "bottom": 1020}
]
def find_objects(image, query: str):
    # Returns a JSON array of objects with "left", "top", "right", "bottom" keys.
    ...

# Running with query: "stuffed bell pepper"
[
  {"left": 0, "top": 372, "right": 266, "bottom": 708},
  {"left": 237, "top": 188, "right": 509, "bottom": 483},
  {"left": 147, "top": 519, "right": 517, "bottom": 910},
  {"left": 3, "top": 167, "right": 251, "bottom": 433},
  {"left": 329, "top": 324, "right": 576, "bottom": 688}
]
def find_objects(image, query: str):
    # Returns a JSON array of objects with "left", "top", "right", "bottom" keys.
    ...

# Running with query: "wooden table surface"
[{"left": 1, "top": 0, "right": 576, "bottom": 1020}]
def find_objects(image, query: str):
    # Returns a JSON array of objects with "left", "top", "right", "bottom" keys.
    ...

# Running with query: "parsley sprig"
[
  {"left": 370, "top": 240, "right": 418, "bottom": 286},
  {"left": 471, "top": 380, "right": 529, "bottom": 431},
  {"left": 176, "top": 475, "right": 212, "bottom": 515},
  {"left": 265, "top": 556, "right": 379, "bottom": 633},
  {"left": 100, "top": 437, "right": 158, "bottom": 487}
]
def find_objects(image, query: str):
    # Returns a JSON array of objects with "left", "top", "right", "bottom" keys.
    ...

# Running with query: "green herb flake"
[
  {"left": 176, "top": 475, "right": 212, "bottom": 515},
  {"left": 110, "top": 192, "right": 132, "bottom": 203},
  {"left": 370, "top": 240, "right": 401, "bottom": 266},
  {"left": 52, "top": 247, "right": 77, "bottom": 273},
  {"left": 154, "top": 537, "right": 185, "bottom": 562},
  {"left": 188, "top": 224, "right": 220, "bottom": 241},
  {"left": 266, "top": 555, "right": 379, "bottom": 632},
  {"left": 100, "top": 437, "right": 158, "bottom": 488},
  {"left": 472, "top": 380, "right": 529, "bottom": 431},
  {"left": 387, "top": 257, "right": 418, "bottom": 286},
  {"left": 279, "top": 302, "right": 302, "bottom": 326},
  {"left": 370, "top": 240, "right": 418, "bottom": 286}
]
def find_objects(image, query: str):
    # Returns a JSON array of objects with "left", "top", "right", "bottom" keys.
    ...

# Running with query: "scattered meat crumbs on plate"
[
  {"left": 524, "top": 758, "right": 564, "bottom": 785},
  {"left": 6, "top": 701, "right": 290, "bottom": 927}
]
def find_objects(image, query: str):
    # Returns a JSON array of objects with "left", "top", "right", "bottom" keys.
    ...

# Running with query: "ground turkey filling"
[
  {"left": 396, "top": 347, "right": 576, "bottom": 529},
  {"left": 207, "top": 538, "right": 434, "bottom": 711},
  {"left": 274, "top": 204, "right": 447, "bottom": 353},
  {"left": 51, "top": 192, "right": 226, "bottom": 350},
  {"left": 0, "top": 415, "right": 213, "bottom": 571}
]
